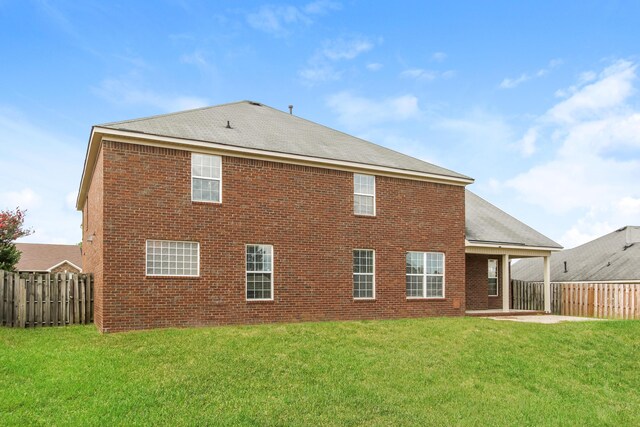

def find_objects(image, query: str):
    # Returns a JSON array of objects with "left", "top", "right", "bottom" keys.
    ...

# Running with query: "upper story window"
[
  {"left": 353, "top": 249, "right": 375, "bottom": 299},
  {"left": 246, "top": 244, "right": 273, "bottom": 301},
  {"left": 488, "top": 259, "right": 499, "bottom": 296},
  {"left": 354, "top": 173, "right": 375, "bottom": 216},
  {"left": 192, "top": 153, "right": 221, "bottom": 203},
  {"left": 406, "top": 251, "right": 445, "bottom": 299},
  {"left": 146, "top": 240, "right": 199, "bottom": 277}
]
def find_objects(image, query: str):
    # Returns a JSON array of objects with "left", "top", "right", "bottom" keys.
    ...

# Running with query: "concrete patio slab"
[{"left": 485, "top": 315, "right": 605, "bottom": 324}]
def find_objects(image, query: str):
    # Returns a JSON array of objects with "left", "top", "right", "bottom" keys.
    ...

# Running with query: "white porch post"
[
  {"left": 544, "top": 255, "right": 551, "bottom": 313},
  {"left": 502, "top": 254, "right": 510, "bottom": 311}
]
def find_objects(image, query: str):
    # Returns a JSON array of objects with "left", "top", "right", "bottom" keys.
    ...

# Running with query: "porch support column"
[
  {"left": 543, "top": 255, "right": 551, "bottom": 313},
  {"left": 502, "top": 254, "right": 510, "bottom": 312}
]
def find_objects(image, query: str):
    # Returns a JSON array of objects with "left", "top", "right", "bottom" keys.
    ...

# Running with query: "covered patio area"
[{"left": 464, "top": 191, "right": 562, "bottom": 313}]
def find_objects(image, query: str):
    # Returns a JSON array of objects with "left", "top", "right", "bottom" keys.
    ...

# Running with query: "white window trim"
[
  {"left": 354, "top": 173, "right": 376, "bottom": 216},
  {"left": 145, "top": 239, "right": 200, "bottom": 277},
  {"left": 406, "top": 251, "right": 446, "bottom": 299},
  {"left": 353, "top": 249, "right": 376, "bottom": 300},
  {"left": 488, "top": 258, "right": 499, "bottom": 297},
  {"left": 191, "top": 153, "right": 222, "bottom": 203},
  {"left": 245, "top": 244, "right": 274, "bottom": 301}
]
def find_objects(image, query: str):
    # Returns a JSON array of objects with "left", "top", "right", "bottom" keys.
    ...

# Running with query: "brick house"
[
  {"left": 15, "top": 243, "right": 82, "bottom": 274},
  {"left": 77, "top": 101, "right": 561, "bottom": 332}
]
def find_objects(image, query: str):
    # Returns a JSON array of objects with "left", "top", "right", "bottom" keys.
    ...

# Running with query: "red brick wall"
[
  {"left": 465, "top": 254, "right": 503, "bottom": 310},
  {"left": 91, "top": 140, "right": 467, "bottom": 332},
  {"left": 82, "top": 147, "right": 105, "bottom": 329}
]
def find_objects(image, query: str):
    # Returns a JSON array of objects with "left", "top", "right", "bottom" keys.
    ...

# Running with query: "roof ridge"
[{"left": 97, "top": 100, "right": 253, "bottom": 128}]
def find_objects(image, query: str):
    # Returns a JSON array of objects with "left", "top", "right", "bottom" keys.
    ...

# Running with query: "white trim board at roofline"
[
  {"left": 76, "top": 127, "right": 474, "bottom": 210},
  {"left": 465, "top": 244, "right": 557, "bottom": 258},
  {"left": 47, "top": 260, "right": 83, "bottom": 273}
]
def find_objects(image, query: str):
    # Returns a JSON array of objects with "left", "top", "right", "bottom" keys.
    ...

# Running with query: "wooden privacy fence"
[
  {"left": 511, "top": 280, "right": 640, "bottom": 319},
  {"left": 0, "top": 270, "right": 94, "bottom": 328},
  {"left": 511, "top": 280, "right": 562, "bottom": 313}
]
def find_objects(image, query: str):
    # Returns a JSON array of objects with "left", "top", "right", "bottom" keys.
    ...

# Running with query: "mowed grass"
[{"left": 1, "top": 318, "right": 639, "bottom": 426}]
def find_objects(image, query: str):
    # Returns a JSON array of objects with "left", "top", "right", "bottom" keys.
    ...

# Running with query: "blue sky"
[{"left": 1, "top": 0, "right": 639, "bottom": 247}]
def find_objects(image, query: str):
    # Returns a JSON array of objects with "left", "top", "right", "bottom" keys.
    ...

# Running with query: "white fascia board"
[{"left": 465, "top": 240, "right": 563, "bottom": 252}]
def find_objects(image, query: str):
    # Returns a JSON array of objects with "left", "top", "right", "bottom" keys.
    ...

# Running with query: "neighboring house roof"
[
  {"left": 465, "top": 190, "right": 562, "bottom": 250},
  {"left": 511, "top": 226, "right": 640, "bottom": 282},
  {"left": 98, "top": 100, "right": 472, "bottom": 182},
  {"left": 14, "top": 243, "right": 83, "bottom": 272}
]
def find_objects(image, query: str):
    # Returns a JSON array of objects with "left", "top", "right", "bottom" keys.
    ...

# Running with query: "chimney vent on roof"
[
  {"left": 288, "top": 105, "right": 293, "bottom": 115},
  {"left": 563, "top": 261, "right": 567, "bottom": 273},
  {"left": 226, "top": 121, "right": 232, "bottom": 129}
]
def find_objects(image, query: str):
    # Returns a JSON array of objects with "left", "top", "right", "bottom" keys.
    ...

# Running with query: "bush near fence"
[
  {"left": 511, "top": 279, "right": 640, "bottom": 319},
  {"left": 0, "top": 270, "right": 94, "bottom": 328}
]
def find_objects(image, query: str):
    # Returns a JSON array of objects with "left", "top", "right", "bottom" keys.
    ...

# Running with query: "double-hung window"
[
  {"left": 191, "top": 153, "right": 221, "bottom": 202},
  {"left": 353, "top": 249, "right": 375, "bottom": 299},
  {"left": 146, "top": 240, "right": 199, "bottom": 276},
  {"left": 406, "top": 252, "right": 445, "bottom": 298},
  {"left": 246, "top": 245, "right": 273, "bottom": 300},
  {"left": 488, "top": 259, "right": 499, "bottom": 296},
  {"left": 354, "top": 174, "right": 375, "bottom": 216}
]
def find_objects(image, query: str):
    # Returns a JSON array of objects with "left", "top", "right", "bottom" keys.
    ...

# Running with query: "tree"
[{"left": 0, "top": 207, "right": 33, "bottom": 271}]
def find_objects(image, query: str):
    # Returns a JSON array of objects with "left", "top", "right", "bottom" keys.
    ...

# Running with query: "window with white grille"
[
  {"left": 488, "top": 259, "right": 498, "bottom": 296},
  {"left": 353, "top": 249, "right": 375, "bottom": 299},
  {"left": 354, "top": 174, "right": 375, "bottom": 215},
  {"left": 406, "top": 252, "right": 445, "bottom": 298},
  {"left": 246, "top": 245, "right": 273, "bottom": 300},
  {"left": 192, "top": 153, "right": 221, "bottom": 202}
]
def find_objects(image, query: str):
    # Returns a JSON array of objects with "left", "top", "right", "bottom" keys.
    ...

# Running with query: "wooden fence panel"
[
  {"left": 511, "top": 280, "right": 640, "bottom": 319},
  {"left": 0, "top": 270, "right": 94, "bottom": 328}
]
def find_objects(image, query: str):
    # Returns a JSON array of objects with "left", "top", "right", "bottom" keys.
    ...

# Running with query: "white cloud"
[
  {"left": 180, "top": 50, "right": 209, "bottom": 67},
  {"left": 321, "top": 37, "right": 373, "bottom": 60},
  {"left": 504, "top": 59, "right": 640, "bottom": 247},
  {"left": 299, "top": 65, "right": 341, "bottom": 83},
  {"left": 246, "top": 1, "right": 340, "bottom": 36},
  {"left": 500, "top": 73, "right": 530, "bottom": 89},
  {"left": 432, "top": 110, "right": 514, "bottom": 149},
  {"left": 366, "top": 62, "right": 382, "bottom": 71},
  {"left": 517, "top": 128, "right": 538, "bottom": 157},
  {"left": 93, "top": 76, "right": 209, "bottom": 112},
  {"left": 400, "top": 68, "right": 437, "bottom": 81},
  {"left": 299, "top": 35, "right": 375, "bottom": 85},
  {"left": 326, "top": 91, "right": 421, "bottom": 129},
  {"left": 0, "top": 108, "right": 82, "bottom": 244},
  {"left": 1, "top": 188, "right": 41, "bottom": 210},
  {"left": 432, "top": 52, "right": 447, "bottom": 62},
  {"left": 66, "top": 191, "right": 78, "bottom": 210},
  {"left": 500, "top": 58, "right": 563, "bottom": 89},
  {"left": 400, "top": 68, "right": 455, "bottom": 81},
  {"left": 303, "top": 0, "right": 341, "bottom": 15},
  {"left": 619, "top": 196, "right": 640, "bottom": 216},
  {"left": 547, "top": 60, "right": 636, "bottom": 124}
]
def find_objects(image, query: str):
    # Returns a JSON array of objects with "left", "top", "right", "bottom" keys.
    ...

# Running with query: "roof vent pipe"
[
  {"left": 563, "top": 261, "right": 567, "bottom": 273},
  {"left": 226, "top": 121, "right": 231, "bottom": 129},
  {"left": 288, "top": 105, "right": 293, "bottom": 115}
]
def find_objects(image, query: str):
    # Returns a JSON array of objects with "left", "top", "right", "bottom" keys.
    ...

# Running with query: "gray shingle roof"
[
  {"left": 465, "top": 190, "right": 562, "bottom": 249},
  {"left": 15, "top": 243, "right": 82, "bottom": 272},
  {"left": 511, "top": 226, "right": 640, "bottom": 282},
  {"left": 99, "top": 101, "right": 472, "bottom": 181}
]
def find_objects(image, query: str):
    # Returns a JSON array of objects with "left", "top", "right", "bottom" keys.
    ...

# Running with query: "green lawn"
[{"left": 1, "top": 318, "right": 639, "bottom": 426}]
